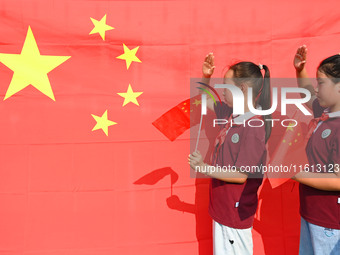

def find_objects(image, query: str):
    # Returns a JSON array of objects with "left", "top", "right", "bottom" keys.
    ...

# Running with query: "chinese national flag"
[
  {"left": 152, "top": 95, "right": 202, "bottom": 141},
  {"left": 1, "top": 0, "right": 340, "bottom": 255},
  {"left": 267, "top": 110, "right": 309, "bottom": 188},
  {"left": 0, "top": 1, "right": 195, "bottom": 254}
]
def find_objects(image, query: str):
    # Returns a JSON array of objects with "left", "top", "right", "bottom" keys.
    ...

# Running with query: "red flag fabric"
[
  {"left": 134, "top": 167, "right": 178, "bottom": 186},
  {"left": 267, "top": 110, "right": 309, "bottom": 188},
  {"left": 0, "top": 1, "right": 340, "bottom": 255},
  {"left": 152, "top": 95, "right": 201, "bottom": 141}
]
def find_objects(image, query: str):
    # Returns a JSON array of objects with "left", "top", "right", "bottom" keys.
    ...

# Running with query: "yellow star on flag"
[
  {"left": 89, "top": 14, "right": 114, "bottom": 41},
  {"left": 116, "top": 44, "right": 141, "bottom": 70},
  {"left": 91, "top": 110, "right": 117, "bottom": 136},
  {"left": 286, "top": 123, "right": 295, "bottom": 132},
  {"left": 193, "top": 99, "right": 201, "bottom": 106},
  {"left": 117, "top": 84, "right": 143, "bottom": 106},
  {"left": 0, "top": 26, "right": 71, "bottom": 101}
]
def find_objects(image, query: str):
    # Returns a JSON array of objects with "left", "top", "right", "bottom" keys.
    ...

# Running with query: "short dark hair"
[{"left": 318, "top": 54, "right": 340, "bottom": 83}]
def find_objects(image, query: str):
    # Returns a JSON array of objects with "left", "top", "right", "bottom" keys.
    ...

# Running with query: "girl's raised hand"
[
  {"left": 202, "top": 52, "right": 215, "bottom": 78},
  {"left": 294, "top": 45, "right": 307, "bottom": 72}
]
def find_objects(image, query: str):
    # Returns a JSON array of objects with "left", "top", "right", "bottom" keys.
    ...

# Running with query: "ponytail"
[{"left": 258, "top": 64, "right": 272, "bottom": 143}]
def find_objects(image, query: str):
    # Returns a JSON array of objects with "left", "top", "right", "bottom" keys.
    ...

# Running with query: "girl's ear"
[{"left": 335, "top": 83, "right": 340, "bottom": 93}]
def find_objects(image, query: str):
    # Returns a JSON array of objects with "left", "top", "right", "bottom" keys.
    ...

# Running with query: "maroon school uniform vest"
[{"left": 209, "top": 102, "right": 265, "bottom": 229}]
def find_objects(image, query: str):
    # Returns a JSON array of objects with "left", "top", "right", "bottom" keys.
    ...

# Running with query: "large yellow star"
[
  {"left": 0, "top": 26, "right": 71, "bottom": 101},
  {"left": 286, "top": 123, "right": 295, "bottom": 132},
  {"left": 91, "top": 110, "right": 117, "bottom": 136},
  {"left": 89, "top": 14, "right": 114, "bottom": 41},
  {"left": 116, "top": 44, "right": 141, "bottom": 70},
  {"left": 117, "top": 84, "right": 143, "bottom": 106}
]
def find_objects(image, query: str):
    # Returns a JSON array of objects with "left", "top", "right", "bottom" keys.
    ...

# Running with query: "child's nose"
[{"left": 314, "top": 86, "right": 318, "bottom": 94}]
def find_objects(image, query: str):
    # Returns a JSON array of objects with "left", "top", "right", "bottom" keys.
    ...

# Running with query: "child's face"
[
  {"left": 223, "top": 69, "right": 235, "bottom": 107},
  {"left": 315, "top": 70, "right": 340, "bottom": 108}
]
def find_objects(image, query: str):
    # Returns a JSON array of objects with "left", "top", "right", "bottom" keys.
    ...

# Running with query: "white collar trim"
[{"left": 326, "top": 110, "right": 340, "bottom": 118}]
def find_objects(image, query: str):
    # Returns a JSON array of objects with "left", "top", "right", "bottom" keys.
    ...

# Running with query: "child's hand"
[
  {"left": 188, "top": 151, "right": 205, "bottom": 170},
  {"left": 294, "top": 45, "right": 307, "bottom": 72},
  {"left": 202, "top": 52, "right": 215, "bottom": 78}
]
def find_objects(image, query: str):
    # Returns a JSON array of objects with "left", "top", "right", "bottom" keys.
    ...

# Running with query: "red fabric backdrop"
[{"left": 0, "top": 0, "right": 339, "bottom": 254}]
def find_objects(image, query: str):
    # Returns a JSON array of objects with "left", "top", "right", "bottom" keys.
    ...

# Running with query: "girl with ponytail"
[{"left": 188, "top": 53, "right": 271, "bottom": 255}]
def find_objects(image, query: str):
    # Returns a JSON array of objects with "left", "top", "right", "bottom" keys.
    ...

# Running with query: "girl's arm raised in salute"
[
  {"left": 294, "top": 45, "right": 316, "bottom": 110},
  {"left": 199, "top": 53, "right": 216, "bottom": 112}
]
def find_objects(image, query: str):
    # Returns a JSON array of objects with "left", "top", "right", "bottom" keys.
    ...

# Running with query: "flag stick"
[{"left": 194, "top": 110, "right": 204, "bottom": 152}]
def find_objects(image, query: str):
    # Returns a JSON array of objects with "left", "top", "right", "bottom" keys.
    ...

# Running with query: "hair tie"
[{"left": 258, "top": 64, "right": 263, "bottom": 70}]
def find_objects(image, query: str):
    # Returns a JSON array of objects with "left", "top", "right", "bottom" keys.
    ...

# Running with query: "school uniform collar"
[
  {"left": 325, "top": 109, "right": 340, "bottom": 118},
  {"left": 323, "top": 108, "right": 340, "bottom": 118},
  {"left": 233, "top": 105, "right": 262, "bottom": 122},
  {"left": 313, "top": 108, "right": 340, "bottom": 133}
]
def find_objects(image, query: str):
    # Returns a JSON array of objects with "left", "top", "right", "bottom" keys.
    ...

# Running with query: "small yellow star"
[
  {"left": 91, "top": 110, "right": 117, "bottom": 136},
  {"left": 0, "top": 26, "right": 70, "bottom": 101},
  {"left": 89, "top": 14, "right": 114, "bottom": 41},
  {"left": 286, "top": 123, "right": 295, "bottom": 132},
  {"left": 193, "top": 99, "right": 201, "bottom": 106},
  {"left": 117, "top": 84, "right": 143, "bottom": 106},
  {"left": 116, "top": 44, "right": 141, "bottom": 69}
]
